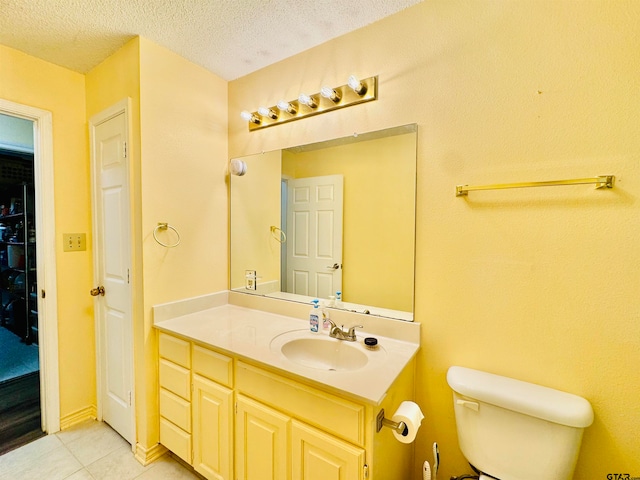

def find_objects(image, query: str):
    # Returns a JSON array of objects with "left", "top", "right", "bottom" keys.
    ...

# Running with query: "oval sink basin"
[{"left": 280, "top": 336, "right": 368, "bottom": 372}]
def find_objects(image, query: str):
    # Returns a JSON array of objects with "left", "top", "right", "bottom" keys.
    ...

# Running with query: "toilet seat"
[{"left": 479, "top": 474, "right": 498, "bottom": 480}]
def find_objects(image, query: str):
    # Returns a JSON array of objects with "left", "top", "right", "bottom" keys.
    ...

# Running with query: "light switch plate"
[{"left": 63, "top": 233, "right": 86, "bottom": 252}]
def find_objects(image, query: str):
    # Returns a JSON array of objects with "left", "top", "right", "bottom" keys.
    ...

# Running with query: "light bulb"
[
  {"left": 298, "top": 93, "right": 317, "bottom": 108},
  {"left": 277, "top": 100, "right": 297, "bottom": 114},
  {"left": 320, "top": 86, "right": 341, "bottom": 103},
  {"left": 348, "top": 75, "right": 366, "bottom": 95},
  {"left": 258, "top": 106, "right": 277, "bottom": 119},
  {"left": 240, "top": 110, "right": 260, "bottom": 124}
]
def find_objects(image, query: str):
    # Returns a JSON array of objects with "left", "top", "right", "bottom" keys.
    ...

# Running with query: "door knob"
[
  {"left": 90, "top": 286, "right": 105, "bottom": 296},
  {"left": 326, "top": 263, "right": 341, "bottom": 270}
]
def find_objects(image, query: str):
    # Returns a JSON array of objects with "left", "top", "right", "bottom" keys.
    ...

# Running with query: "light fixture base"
[{"left": 246, "top": 75, "right": 378, "bottom": 131}]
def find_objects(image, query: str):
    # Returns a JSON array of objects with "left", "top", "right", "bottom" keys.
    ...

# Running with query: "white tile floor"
[{"left": 0, "top": 419, "right": 202, "bottom": 480}]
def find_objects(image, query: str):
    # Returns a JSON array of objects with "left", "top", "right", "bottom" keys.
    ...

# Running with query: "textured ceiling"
[{"left": 0, "top": 0, "right": 423, "bottom": 80}]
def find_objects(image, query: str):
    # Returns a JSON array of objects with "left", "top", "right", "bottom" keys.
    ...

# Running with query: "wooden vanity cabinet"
[
  {"left": 291, "top": 420, "right": 365, "bottom": 480},
  {"left": 235, "top": 394, "right": 290, "bottom": 480},
  {"left": 158, "top": 333, "right": 234, "bottom": 480},
  {"left": 158, "top": 331, "right": 415, "bottom": 480},
  {"left": 158, "top": 333, "right": 192, "bottom": 463},
  {"left": 235, "top": 360, "right": 367, "bottom": 480},
  {"left": 235, "top": 393, "right": 365, "bottom": 480},
  {"left": 192, "top": 374, "right": 233, "bottom": 480}
]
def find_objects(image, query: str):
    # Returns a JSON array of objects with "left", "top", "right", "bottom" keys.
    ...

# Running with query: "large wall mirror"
[{"left": 230, "top": 124, "right": 417, "bottom": 321}]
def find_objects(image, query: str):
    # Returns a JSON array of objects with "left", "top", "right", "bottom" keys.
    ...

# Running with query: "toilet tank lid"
[{"left": 447, "top": 366, "right": 594, "bottom": 428}]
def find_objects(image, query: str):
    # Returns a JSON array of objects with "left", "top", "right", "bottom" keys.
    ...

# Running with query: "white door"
[
  {"left": 286, "top": 175, "right": 343, "bottom": 299},
  {"left": 90, "top": 103, "right": 134, "bottom": 444}
]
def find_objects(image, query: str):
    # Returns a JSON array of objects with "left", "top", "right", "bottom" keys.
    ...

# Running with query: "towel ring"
[
  {"left": 153, "top": 222, "right": 181, "bottom": 248},
  {"left": 270, "top": 226, "right": 286, "bottom": 243}
]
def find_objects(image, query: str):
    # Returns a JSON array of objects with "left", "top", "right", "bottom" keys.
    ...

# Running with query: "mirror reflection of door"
[{"left": 286, "top": 175, "right": 343, "bottom": 299}]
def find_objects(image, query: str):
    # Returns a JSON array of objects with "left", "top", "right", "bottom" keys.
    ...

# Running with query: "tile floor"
[{"left": 0, "top": 419, "right": 202, "bottom": 480}]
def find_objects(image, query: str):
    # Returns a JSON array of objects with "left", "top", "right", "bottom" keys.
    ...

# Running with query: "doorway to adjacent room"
[
  {"left": 0, "top": 100, "right": 60, "bottom": 455},
  {"left": 0, "top": 113, "right": 42, "bottom": 454}
]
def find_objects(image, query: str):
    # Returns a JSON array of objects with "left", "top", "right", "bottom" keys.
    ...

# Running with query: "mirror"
[{"left": 230, "top": 124, "right": 417, "bottom": 321}]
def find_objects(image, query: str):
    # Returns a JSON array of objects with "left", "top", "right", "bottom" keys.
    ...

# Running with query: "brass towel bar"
[{"left": 456, "top": 175, "right": 615, "bottom": 197}]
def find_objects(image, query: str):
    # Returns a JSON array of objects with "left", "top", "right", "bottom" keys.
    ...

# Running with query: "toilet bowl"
[{"left": 447, "top": 366, "right": 593, "bottom": 480}]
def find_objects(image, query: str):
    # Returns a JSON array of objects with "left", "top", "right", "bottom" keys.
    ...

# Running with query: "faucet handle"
[{"left": 346, "top": 324, "right": 363, "bottom": 337}]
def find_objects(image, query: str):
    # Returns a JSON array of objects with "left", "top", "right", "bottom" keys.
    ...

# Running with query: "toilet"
[{"left": 447, "top": 366, "right": 593, "bottom": 480}]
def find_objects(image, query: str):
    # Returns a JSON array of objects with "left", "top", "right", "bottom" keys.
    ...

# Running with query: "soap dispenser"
[
  {"left": 321, "top": 300, "right": 331, "bottom": 331},
  {"left": 309, "top": 299, "right": 320, "bottom": 333}
]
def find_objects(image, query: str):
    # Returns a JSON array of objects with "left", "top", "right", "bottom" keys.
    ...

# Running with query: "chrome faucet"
[{"left": 328, "top": 320, "right": 363, "bottom": 342}]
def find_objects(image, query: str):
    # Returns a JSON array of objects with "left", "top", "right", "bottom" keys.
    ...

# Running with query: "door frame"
[
  {"left": 89, "top": 98, "right": 136, "bottom": 447},
  {"left": 0, "top": 98, "right": 60, "bottom": 434}
]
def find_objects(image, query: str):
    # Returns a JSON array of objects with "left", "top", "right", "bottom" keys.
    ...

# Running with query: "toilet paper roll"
[{"left": 392, "top": 400, "right": 424, "bottom": 444}]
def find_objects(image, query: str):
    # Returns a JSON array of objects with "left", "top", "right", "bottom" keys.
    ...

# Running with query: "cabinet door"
[
  {"left": 192, "top": 374, "right": 233, "bottom": 480},
  {"left": 291, "top": 420, "right": 364, "bottom": 480},
  {"left": 236, "top": 395, "right": 290, "bottom": 480}
]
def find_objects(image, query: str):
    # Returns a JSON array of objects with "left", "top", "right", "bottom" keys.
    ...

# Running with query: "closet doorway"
[
  {"left": 0, "top": 102, "right": 60, "bottom": 454},
  {"left": 0, "top": 114, "right": 41, "bottom": 454}
]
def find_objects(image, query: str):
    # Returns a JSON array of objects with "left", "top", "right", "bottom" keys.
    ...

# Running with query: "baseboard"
[
  {"left": 134, "top": 442, "right": 168, "bottom": 466},
  {"left": 59, "top": 405, "right": 97, "bottom": 430}
]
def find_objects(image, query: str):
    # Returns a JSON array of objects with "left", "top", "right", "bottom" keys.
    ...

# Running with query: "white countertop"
[{"left": 154, "top": 301, "right": 420, "bottom": 405}]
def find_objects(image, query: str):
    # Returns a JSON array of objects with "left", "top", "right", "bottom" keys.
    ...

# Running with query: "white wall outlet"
[{"left": 245, "top": 270, "right": 257, "bottom": 290}]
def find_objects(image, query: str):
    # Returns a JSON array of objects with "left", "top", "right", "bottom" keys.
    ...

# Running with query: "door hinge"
[
  {"left": 128, "top": 391, "right": 132, "bottom": 406},
  {"left": 123, "top": 141, "right": 127, "bottom": 158},
  {"left": 363, "top": 464, "right": 369, "bottom": 479},
  {"left": 235, "top": 401, "right": 238, "bottom": 415},
  {"left": 41, "top": 289, "right": 46, "bottom": 299},
  {"left": 127, "top": 269, "right": 130, "bottom": 284}
]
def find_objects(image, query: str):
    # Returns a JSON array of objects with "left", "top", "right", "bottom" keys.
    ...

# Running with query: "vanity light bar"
[{"left": 242, "top": 75, "right": 378, "bottom": 131}]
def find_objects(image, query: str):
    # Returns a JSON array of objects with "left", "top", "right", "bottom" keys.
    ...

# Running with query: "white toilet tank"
[{"left": 447, "top": 366, "right": 593, "bottom": 480}]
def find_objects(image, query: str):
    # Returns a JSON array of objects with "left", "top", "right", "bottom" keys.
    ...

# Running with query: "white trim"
[
  {"left": 0, "top": 98, "right": 60, "bottom": 434},
  {"left": 152, "top": 291, "right": 229, "bottom": 324},
  {"left": 135, "top": 442, "right": 168, "bottom": 466},
  {"left": 59, "top": 405, "right": 97, "bottom": 430},
  {"left": 89, "top": 98, "right": 136, "bottom": 449}
]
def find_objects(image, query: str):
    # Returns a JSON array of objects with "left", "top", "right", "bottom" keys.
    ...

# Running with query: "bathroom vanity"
[{"left": 154, "top": 292, "right": 420, "bottom": 480}]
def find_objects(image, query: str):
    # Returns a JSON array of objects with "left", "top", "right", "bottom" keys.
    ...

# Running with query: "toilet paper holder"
[{"left": 376, "top": 409, "right": 409, "bottom": 435}]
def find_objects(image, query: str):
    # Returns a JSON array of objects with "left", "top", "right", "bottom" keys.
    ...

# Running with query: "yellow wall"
[
  {"left": 229, "top": 1, "right": 640, "bottom": 478},
  {"left": 230, "top": 150, "right": 282, "bottom": 290},
  {"left": 85, "top": 36, "right": 229, "bottom": 451},
  {"left": 138, "top": 37, "right": 228, "bottom": 448},
  {"left": 85, "top": 36, "right": 147, "bottom": 444},
  {"left": 0, "top": 44, "right": 94, "bottom": 419},
  {"left": 1, "top": 34, "right": 228, "bottom": 453},
  {"left": 3, "top": 1, "right": 639, "bottom": 476},
  {"left": 282, "top": 133, "right": 415, "bottom": 311}
]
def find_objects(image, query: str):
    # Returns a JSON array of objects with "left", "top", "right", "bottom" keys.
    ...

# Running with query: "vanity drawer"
[
  {"left": 159, "top": 333, "right": 191, "bottom": 369},
  {"left": 192, "top": 344, "right": 233, "bottom": 387},
  {"left": 236, "top": 361, "right": 365, "bottom": 446},
  {"left": 160, "top": 388, "right": 191, "bottom": 432},
  {"left": 160, "top": 417, "right": 191, "bottom": 464},
  {"left": 159, "top": 359, "right": 191, "bottom": 400}
]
